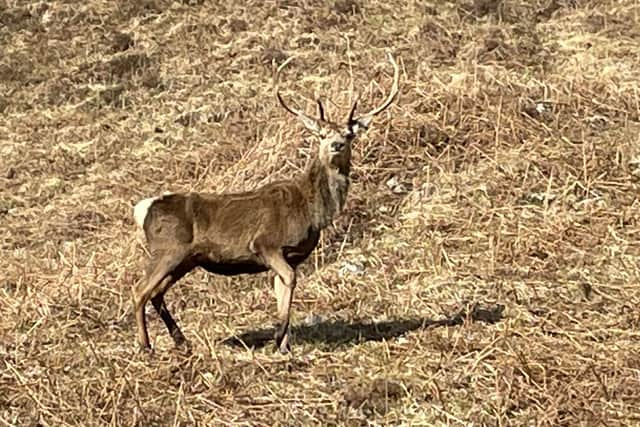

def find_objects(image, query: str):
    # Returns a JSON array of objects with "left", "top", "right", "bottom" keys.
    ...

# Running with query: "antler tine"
[
  {"left": 353, "top": 53, "right": 400, "bottom": 121},
  {"left": 317, "top": 99, "right": 326, "bottom": 121},
  {"left": 346, "top": 92, "right": 360, "bottom": 124},
  {"left": 274, "top": 56, "right": 319, "bottom": 121}
]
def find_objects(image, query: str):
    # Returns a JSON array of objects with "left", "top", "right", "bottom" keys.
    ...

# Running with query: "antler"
[
  {"left": 348, "top": 53, "right": 400, "bottom": 125},
  {"left": 275, "top": 54, "right": 399, "bottom": 127},
  {"left": 275, "top": 57, "right": 325, "bottom": 123}
]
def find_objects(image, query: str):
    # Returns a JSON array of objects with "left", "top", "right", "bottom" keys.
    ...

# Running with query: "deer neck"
[{"left": 302, "top": 156, "right": 350, "bottom": 230}]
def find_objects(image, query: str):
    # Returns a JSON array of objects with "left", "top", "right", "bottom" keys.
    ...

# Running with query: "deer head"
[{"left": 276, "top": 53, "right": 400, "bottom": 175}]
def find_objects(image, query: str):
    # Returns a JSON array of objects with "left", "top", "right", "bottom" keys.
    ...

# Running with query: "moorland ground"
[{"left": 2, "top": 0, "right": 640, "bottom": 425}]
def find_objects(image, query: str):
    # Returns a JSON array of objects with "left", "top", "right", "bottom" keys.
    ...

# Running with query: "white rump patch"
[{"left": 133, "top": 197, "right": 159, "bottom": 229}]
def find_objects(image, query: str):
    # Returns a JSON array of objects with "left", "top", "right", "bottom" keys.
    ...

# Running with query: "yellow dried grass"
[{"left": 1, "top": 0, "right": 640, "bottom": 425}]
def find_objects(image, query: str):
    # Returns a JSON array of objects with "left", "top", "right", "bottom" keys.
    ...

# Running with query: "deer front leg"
[
  {"left": 254, "top": 245, "right": 296, "bottom": 354},
  {"left": 273, "top": 274, "right": 295, "bottom": 353}
]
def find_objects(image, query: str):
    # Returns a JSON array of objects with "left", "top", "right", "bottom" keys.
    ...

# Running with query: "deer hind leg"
[
  {"left": 151, "top": 292, "right": 187, "bottom": 348},
  {"left": 133, "top": 248, "right": 190, "bottom": 351}
]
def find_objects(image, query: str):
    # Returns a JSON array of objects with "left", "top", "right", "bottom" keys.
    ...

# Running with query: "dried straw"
[{"left": 1, "top": 0, "right": 640, "bottom": 425}]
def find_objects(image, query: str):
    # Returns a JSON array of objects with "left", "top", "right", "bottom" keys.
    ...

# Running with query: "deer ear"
[
  {"left": 350, "top": 115, "right": 374, "bottom": 136},
  {"left": 298, "top": 114, "right": 323, "bottom": 136}
]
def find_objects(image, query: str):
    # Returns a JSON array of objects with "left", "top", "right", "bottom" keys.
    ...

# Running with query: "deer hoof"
[
  {"left": 138, "top": 345, "right": 154, "bottom": 356},
  {"left": 174, "top": 339, "right": 192, "bottom": 355},
  {"left": 278, "top": 343, "right": 291, "bottom": 354}
]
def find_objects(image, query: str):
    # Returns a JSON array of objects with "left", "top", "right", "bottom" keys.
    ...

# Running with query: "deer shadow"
[{"left": 222, "top": 303, "right": 505, "bottom": 350}]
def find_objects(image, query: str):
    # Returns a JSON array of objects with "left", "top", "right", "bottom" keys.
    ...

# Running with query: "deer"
[{"left": 131, "top": 53, "right": 400, "bottom": 354}]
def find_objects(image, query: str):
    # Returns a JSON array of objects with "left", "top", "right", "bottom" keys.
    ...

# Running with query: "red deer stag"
[{"left": 132, "top": 53, "right": 400, "bottom": 353}]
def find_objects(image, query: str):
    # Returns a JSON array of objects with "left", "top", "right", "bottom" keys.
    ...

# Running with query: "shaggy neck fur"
[{"left": 300, "top": 155, "right": 350, "bottom": 230}]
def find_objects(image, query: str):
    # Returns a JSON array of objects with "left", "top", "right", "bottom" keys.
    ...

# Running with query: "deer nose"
[{"left": 331, "top": 141, "right": 345, "bottom": 152}]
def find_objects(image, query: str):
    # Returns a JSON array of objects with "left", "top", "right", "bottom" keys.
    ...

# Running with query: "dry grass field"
[{"left": 2, "top": 0, "right": 640, "bottom": 425}]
